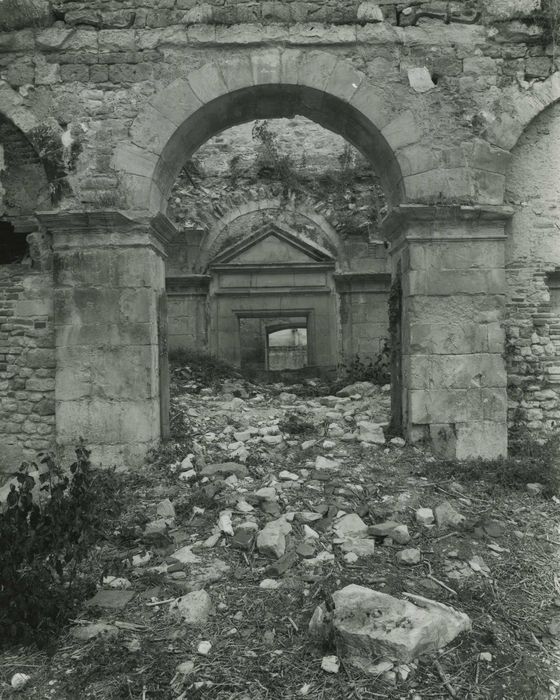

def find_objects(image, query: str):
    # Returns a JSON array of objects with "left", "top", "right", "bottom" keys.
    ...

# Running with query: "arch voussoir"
[
  {"left": 324, "top": 59, "right": 365, "bottom": 103},
  {"left": 220, "top": 54, "right": 255, "bottom": 93},
  {"left": 251, "top": 48, "right": 282, "bottom": 86},
  {"left": 130, "top": 103, "right": 178, "bottom": 155},
  {"left": 187, "top": 61, "right": 229, "bottom": 106},
  {"left": 149, "top": 78, "right": 203, "bottom": 128}
]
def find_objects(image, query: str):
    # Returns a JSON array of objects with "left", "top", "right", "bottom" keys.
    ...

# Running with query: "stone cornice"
[
  {"left": 35, "top": 210, "right": 181, "bottom": 258},
  {"left": 334, "top": 272, "right": 391, "bottom": 292},
  {"left": 380, "top": 204, "right": 514, "bottom": 245},
  {"left": 36, "top": 210, "right": 147, "bottom": 236}
]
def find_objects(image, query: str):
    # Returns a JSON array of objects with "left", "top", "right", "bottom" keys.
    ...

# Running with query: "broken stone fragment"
[
  {"left": 262, "top": 434, "right": 283, "bottom": 445},
  {"left": 71, "top": 622, "right": 119, "bottom": 641},
  {"left": 341, "top": 538, "right": 376, "bottom": 557},
  {"left": 435, "top": 501, "right": 466, "bottom": 529},
  {"left": 334, "top": 513, "right": 368, "bottom": 538},
  {"left": 143, "top": 519, "right": 169, "bottom": 538},
  {"left": 257, "top": 525, "right": 286, "bottom": 559},
  {"left": 201, "top": 462, "right": 248, "bottom": 479},
  {"left": 259, "top": 578, "right": 280, "bottom": 589},
  {"left": 279, "top": 470, "right": 299, "bottom": 481},
  {"left": 369, "top": 520, "right": 404, "bottom": 539},
  {"left": 156, "top": 498, "right": 175, "bottom": 519},
  {"left": 296, "top": 542, "right": 316, "bottom": 558},
  {"left": 253, "top": 486, "right": 278, "bottom": 502},
  {"left": 396, "top": 548, "right": 422, "bottom": 565},
  {"left": 315, "top": 585, "right": 471, "bottom": 668},
  {"left": 415, "top": 508, "right": 435, "bottom": 526},
  {"left": 231, "top": 529, "right": 254, "bottom": 550},
  {"left": 170, "top": 545, "right": 200, "bottom": 564},
  {"left": 526, "top": 482, "right": 544, "bottom": 495},
  {"left": 315, "top": 455, "right": 340, "bottom": 471},
  {"left": 357, "top": 421, "right": 385, "bottom": 445},
  {"left": 266, "top": 549, "right": 298, "bottom": 576},
  {"left": 407, "top": 67, "right": 436, "bottom": 93},
  {"left": 336, "top": 381, "right": 377, "bottom": 397},
  {"left": 321, "top": 655, "right": 340, "bottom": 673},
  {"left": 170, "top": 590, "right": 213, "bottom": 625}
]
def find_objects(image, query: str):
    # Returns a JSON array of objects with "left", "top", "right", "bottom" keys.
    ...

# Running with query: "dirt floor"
[{"left": 2, "top": 365, "right": 560, "bottom": 699}]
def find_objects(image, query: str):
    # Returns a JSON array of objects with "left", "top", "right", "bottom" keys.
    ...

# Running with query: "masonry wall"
[
  {"left": 0, "top": 264, "right": 55, "bottom": 472},
  {"left": 168, "top": 291, "right": 208, "bottom": 353},
  {"left": 505, "top": 101, "right": 560, "bottom": 431}
]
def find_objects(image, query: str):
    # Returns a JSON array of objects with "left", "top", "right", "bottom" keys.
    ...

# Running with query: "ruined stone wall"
[
  {"left": 0, "top": 2, "right": 555, "bottom": 210},
  {"left": 505, "top": 100, "right": 560, "bottom": 432},
  {"left": 0, "top": 264, "right": 55, "bottom": 471}
]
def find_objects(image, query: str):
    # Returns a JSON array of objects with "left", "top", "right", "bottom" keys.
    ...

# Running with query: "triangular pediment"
[{"left": 209, "top": 223, "right": 333, "bottom": 267}]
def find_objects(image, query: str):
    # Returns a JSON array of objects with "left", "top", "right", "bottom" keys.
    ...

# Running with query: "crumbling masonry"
[{"left": 0, "top": 0, "right": 559, "bottom": 467}]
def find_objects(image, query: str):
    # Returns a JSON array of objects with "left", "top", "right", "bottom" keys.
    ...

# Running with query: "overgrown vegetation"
[
  {"left": 543, "top": 0, "right": 560, "bottom": 60},
  {"left": 0, "top": 441, "right": 123, "bottom": 648},
  {"left": 428, "top": 429, "right": 560, "bottom": 495},
  {"left": 169, "top": 348, "right": 239, "bottom": 388},
  {"left": 335, "top": 343, "right": 391, "bottom": 389}
]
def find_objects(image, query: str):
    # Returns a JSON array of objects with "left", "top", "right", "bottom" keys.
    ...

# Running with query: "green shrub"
[{"left": 0, "top": 441, "right": 123, "bottom": 648}]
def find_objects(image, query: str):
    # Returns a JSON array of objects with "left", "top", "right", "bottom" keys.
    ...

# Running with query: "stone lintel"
[
  {"left": 334, "top": 272, "right": 391, "bottom": 292},
  {"left": 381, "top": 204, "right": 514, "bottom": 247}
]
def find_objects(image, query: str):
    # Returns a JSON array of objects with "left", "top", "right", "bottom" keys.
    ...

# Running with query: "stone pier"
[
  {"left": 384, "top": 205, "right": 512, "bottom": 459},
  {"left": 39, "top": 212, "right": 169, "bottom": 467}
]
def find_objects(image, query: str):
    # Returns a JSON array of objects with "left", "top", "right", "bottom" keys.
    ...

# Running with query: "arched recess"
[
  {"left": 485, "top": 73, "right": 560, "bottom": 151},
  {"left": 114, "top": 49, "right": 422, "bottom": 212},
  {"left": 0, "top": 80, "right": 66, "bottom": 208},
  {"left": 503, "top": 96, "right": 560, "bottom": 432},
  {"left": 197, "top": 197, "right": 341, "bottom": 272}
]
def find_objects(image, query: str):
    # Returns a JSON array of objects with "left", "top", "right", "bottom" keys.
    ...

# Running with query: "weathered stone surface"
[
  {"left": 435, "top": 502, "right": 466, "bottom": 529},
  {"left": 170, "top": 590, "right": 213, "bottom": 625},
  {"left": 396, "top": 548, "right": 421, "bottom": 565},
  {"left": 407, "top": 67, "right": 435, "bottom": 93},
  {"left": 201, "top": 462, "right": 248, "bottom": 478},
  {"left": 71, "top": 622, "right": 119, "bottom": 641},
  {"left": 329, "top": 585, "right": 471, "bottom": 666},
  {"left": 357, "top": 421, "right": 385, "bottom": 444},
  {"left": 86, "top": 589, "right": 135, "bottom": 610},
  {"left": 334, "top": 514, "right": 369, "bottom": 538},
  {"left": 257, "top": 524, "right": 286, "bottom": 558},
  {"left": 341, "top": 538, "right": 376, "bottom": 557}
]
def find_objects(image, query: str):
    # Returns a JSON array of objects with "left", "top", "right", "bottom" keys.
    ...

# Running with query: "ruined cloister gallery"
[{"left": 0, "top": 0, "right": 559, "bottom": 468}]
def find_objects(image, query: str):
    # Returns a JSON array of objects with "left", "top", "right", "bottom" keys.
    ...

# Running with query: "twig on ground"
[
  {"left": 434, "top": 658, "right": 458, "bottom": 698},
  {"left": 427, "top": 574, "right": 458, "bottom": 596}
]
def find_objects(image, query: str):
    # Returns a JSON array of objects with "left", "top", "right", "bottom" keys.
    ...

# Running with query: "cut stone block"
[{"left": 330, "top": 585, "right": 471, "bottom": 667}]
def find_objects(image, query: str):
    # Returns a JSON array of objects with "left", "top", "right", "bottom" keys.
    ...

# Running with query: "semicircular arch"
[{"left": 115, "top": 49, "right": 423, "bottom": 213}]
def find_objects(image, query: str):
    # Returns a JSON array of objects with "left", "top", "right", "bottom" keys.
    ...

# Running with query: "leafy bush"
[{"left": 0, "top": 441, "right": 122, "bottom": 648}]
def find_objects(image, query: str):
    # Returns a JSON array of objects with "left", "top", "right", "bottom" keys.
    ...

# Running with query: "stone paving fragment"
[{"left": 86, "top": 589, "right": 136, "bottom": 610}]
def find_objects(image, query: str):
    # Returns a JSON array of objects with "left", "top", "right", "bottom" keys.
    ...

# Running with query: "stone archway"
[
  {"left": 113, "top": 49, "right": 419, "bottom": 213},
  {"left": 48, "top": 52, "right": 560, "bottom": 464}
]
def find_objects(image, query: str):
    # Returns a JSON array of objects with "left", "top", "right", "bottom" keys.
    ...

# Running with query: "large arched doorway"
[{"left": 46, "top": 49, "right": 523, "bottom": 463}]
